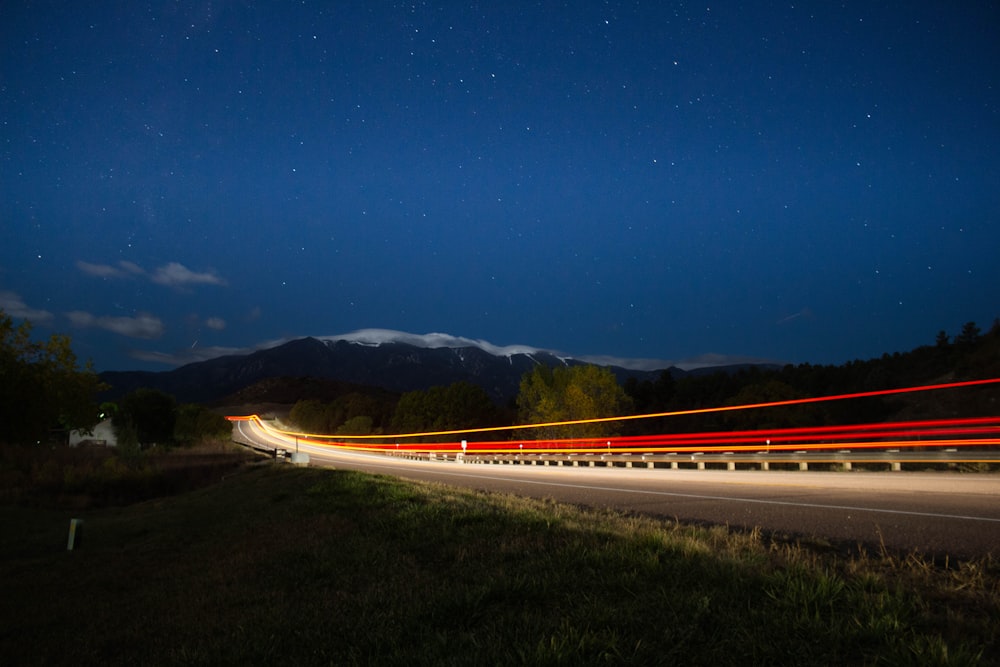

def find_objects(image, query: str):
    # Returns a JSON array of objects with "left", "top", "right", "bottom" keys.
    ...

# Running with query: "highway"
[{"left": 233, "top": 417, "right": 1000, "bottom": 560}]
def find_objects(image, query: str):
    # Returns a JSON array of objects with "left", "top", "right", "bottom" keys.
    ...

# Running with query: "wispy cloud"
[
  {"left": 66, "top": 311, "right": 164, "bottom": 339},
  {"left": 118, "top": 260, "right": 144, "bottom": 275},
  {"left": 204, "top": 316, "right": 226, "bottom": 331},
  {"left": 150, "top": 262, "right": 226, "bottom": 287},
  {"left": 75, "top": 260, "right": 146, "bottom": 279},
  {"left": 0, "top": 290, "right": 54, "bottom": 322},
  {"left": 76, "top": 260, "right": 225, "bottom": 287},
  {"left": 129, "top": 344, "right": 245, "bottom": 366}
]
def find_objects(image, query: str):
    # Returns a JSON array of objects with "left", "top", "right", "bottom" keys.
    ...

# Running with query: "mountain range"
[{"left": 98, "top": 330, "right": 777, "bottom": 405}]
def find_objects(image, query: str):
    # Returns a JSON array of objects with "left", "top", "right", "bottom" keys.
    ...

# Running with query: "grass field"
[{"left": 2, "top": 452, "right": 998, "bottom": 666}]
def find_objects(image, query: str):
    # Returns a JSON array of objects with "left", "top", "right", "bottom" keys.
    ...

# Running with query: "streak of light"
[
  {"left": 229, "top": 378, "right": 1000, "bottom": 454},
  {"left": 231, "top": 415, "right": 1000, "bottom": 456},
  {"left": 245, "top": 376, "right": 1000, "bottom": 440}
]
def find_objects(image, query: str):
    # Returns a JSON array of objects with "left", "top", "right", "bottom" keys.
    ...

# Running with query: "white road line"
[
  {"left": 324, "top": 457, "right": 1000, "bottom": 524},
  {"left": 238, "top": 424, "right": 1000, "bottom": 524}
]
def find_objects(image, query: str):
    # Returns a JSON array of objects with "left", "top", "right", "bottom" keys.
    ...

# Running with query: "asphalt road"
[{"left": 237, "top": 420, "right": 1000, "bottom": 559}]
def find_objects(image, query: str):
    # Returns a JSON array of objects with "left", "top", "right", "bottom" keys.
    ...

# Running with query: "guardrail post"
[
  {"left": 891, "top": 461, "right": 901, "bottom": 472},
  {"left": 842, "top": 461, "right": 852, "bottom": 471},
  {"left": 799, "top": 461, "right": 809, "bottom": 471},
  {"left": 727, "top": 461, "right": 736, "bottom": 471},
  {"left": 670, "top": 460, "right": 678, "bottom": 470},
  {"left": 760, "top": 461, "right": 769, "bottom": 471},
  {"left": 697, "top": 460, "right": 705, "bottom": 470}
]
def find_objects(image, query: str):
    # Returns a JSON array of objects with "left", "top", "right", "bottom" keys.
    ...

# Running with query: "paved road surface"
[{"left": 237, "top": 420, "right": 1000, "bottom": 559}]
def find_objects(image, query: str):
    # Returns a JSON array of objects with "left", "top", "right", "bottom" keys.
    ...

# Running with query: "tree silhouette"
[
  {"left": 115, "top": 388, "right": 177, "bottom": 446},
  {"left": 955, "top": 321, "right": 981, "bottom": 345},
  {"left": 0, "top": 310, "right": 104, "bottom": 444},
  {"left": 391, "top": 382, "right": 501, "bottom": 436}
]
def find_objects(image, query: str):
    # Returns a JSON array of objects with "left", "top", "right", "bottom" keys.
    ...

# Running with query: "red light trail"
[{"left": 229, "top": 377, "right": 1000, "bottom": 455}]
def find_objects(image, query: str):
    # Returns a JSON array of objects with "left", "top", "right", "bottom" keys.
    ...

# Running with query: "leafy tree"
[
  {"left": 289, "top": 399, "right": 334, "bottom": 433},
  {"left": 114, "top": 416, "right": 141, "bottom": 462},
  {"left": 391, "top": 390, "right": 434, "bottom": 435},
  {"left": 289, "top": 391, "right": 396, "bottom": 434},
  {"left": 0, "top": 310, "right": 104, "bottom": 444},
  {"left": 174, "top": 404, "right": 232, "bottom": 444},
  {"left": 335, "top": 392, "right": 385, "bottom": 423},
  {"left": 115, "top": 388, "right": 176, "bottom": 446},
  {"left": 722, "top": 380, "right": 820, "bottom": 430},
  {"left": 623, "top": 370, "right": 678, "bottom": 434},
  {"left": 336, "top": 415, "right": 373, "bottom": 435},
  {"left": 195, "top": 409, "right": 232, "bottom": 441},
  {"left": 391, "top": 382, "right": 502, "bottom": 436},
  {"left": 517, "top": 364, "right": 633, "bottom": 439},
  {"left": 624, "top": 369, "right": 675, "bottom": 415}
]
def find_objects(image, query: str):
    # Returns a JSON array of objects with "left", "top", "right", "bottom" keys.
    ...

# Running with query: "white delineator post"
[{"left": 67, "top": 518, "right": 83, "bottom": 550}]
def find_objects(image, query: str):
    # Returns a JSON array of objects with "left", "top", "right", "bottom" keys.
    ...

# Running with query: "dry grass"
[{"left": 2, "top": 460, "right": 997, "bottom": 666}]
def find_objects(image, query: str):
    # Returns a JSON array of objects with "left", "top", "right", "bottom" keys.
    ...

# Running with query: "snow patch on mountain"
[
  {"left": 314, "top": 329, "right": 712, "bottom": 371},
  {"left": 316, "top": 329, "right": 545, "bottom": 358},
  {"left": 128, "top": 327, "right": 771, "bottom": 373}
]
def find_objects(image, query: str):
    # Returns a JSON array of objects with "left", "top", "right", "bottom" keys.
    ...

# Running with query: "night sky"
[{"left": 3, "top": 2, "right": 998, "bottom": 372}]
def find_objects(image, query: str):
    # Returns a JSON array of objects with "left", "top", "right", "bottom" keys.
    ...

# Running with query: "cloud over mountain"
[
  {"left": 99, "top": 330, "right": 784, "bottom": 406},
  {"left": 317, "top": 329, "right": 545, "bottom": 357},
  {"left": 120, "top": 327, "right": 773, "bottom": 372}
]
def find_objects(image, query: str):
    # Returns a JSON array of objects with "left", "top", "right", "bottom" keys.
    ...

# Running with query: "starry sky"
[{"left": 2, "top": 2, "right": 998, "bottom": 372}]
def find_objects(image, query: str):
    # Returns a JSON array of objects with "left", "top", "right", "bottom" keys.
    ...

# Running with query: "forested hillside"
[
  {"left": 624, "top": 319, "right": 1000, "bottom": 435},
  {"left": 281, "top": 319, "right": 1000, "bottom": 438}
]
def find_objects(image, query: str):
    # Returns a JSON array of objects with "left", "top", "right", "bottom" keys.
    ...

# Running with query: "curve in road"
[{"left": 234, "top": 418, "right": 1000, "bottom": 559}]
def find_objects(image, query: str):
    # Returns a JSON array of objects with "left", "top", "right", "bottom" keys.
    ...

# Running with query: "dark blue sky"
[{"left": 3, "top": 2, "right": 998, "bottom": 372}]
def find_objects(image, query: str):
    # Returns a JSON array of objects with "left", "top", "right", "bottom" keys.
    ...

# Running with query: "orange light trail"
[{"left": 229, "top": 377, "right": 1000, "bottom": 456}]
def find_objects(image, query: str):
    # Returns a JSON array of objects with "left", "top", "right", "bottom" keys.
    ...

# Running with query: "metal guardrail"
[
  {"left": 234, "top": 422, "right": 999, "bottom": 472},
  {"left": 418, "top": 449, "right": 1000, "bottom": 472}
]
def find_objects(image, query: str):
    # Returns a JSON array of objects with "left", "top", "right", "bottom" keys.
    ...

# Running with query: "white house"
[{"left": 69, "top": 419, "right": 118, "bottom": 447}]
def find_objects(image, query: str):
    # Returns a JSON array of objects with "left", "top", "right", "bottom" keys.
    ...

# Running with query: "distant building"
[{"left": 69, "top": 419, "right": 118, "bottom": 447}]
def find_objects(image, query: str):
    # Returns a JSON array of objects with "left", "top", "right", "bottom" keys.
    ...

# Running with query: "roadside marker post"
[{"left": 67, "top": 518, "right": 83, "bottom": 551}]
